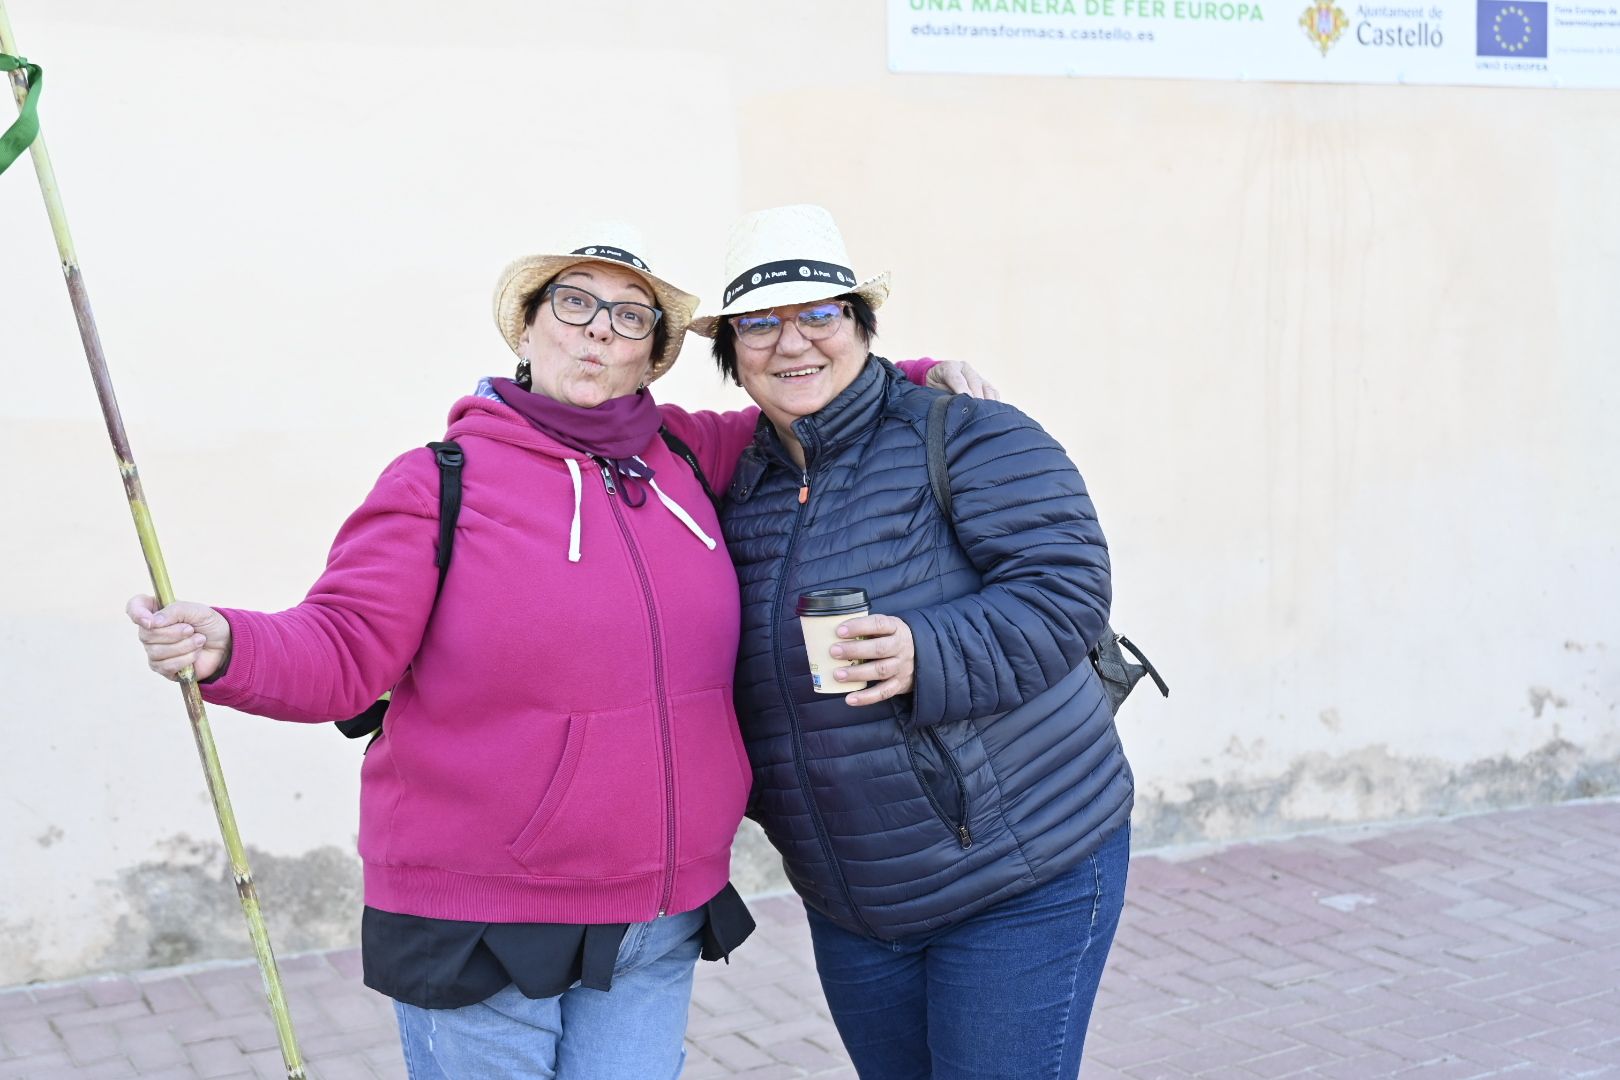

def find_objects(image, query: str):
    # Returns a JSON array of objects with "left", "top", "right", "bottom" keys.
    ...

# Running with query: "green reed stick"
[{"left": 0, "top": 6, "right": 305, "bottom": 1076}]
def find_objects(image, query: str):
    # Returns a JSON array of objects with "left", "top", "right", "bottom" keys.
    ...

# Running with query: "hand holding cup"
[
  {"left": 829, "top": 613, "right": 915, "bottom": 707},
  {"left": 798, "top": 589, "right": 916, "bottom": 707}
]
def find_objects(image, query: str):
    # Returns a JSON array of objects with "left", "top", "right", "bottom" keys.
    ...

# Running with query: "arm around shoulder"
[{"left": 655, "top": 401, "right": 761, "bottom": 496}]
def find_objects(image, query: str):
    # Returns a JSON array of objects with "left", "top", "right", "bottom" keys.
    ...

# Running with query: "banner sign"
[{"left": 888, "top": 0, "right": 1620, "bottom": 87}]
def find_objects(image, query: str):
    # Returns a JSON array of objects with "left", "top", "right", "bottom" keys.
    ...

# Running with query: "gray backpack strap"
[
  {"left": 925, "top": 393, "right": 955, "bottom": 519},
  {"left": 923, "top": 392, "right": 1166, "bottom": 716}
]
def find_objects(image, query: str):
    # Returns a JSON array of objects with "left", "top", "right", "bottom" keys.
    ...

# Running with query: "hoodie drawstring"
[
  {"left": 564, "top": 458, "right": 583, "bottom": 563},
  {"left": 563, "top": 455, "right": 716, "bottom": 561},
  {"left": 649, "top": 477, "right": 718, "bottom": 550}
]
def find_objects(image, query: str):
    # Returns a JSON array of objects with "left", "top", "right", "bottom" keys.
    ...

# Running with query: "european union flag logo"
[{"left": 1477, "top": 0, "right": 1548, "bottom": 57}]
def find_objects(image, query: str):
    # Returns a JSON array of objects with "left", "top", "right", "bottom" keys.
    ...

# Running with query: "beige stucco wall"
[{"left": 2, "top": 0, "right": 1615, "bottom": 984}]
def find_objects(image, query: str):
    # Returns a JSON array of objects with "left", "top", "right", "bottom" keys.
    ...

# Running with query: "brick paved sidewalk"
[{"left": 2, "top": 799, "right": 1616, "bottom": 1079}]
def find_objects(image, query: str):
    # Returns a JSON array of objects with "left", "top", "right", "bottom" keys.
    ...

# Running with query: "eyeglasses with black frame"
[
  {"left": 729, "top": 302, "right": 848, "bottom": 348},
  {"left": 541, "top": 283, "right": 663, "bottom": 340}
]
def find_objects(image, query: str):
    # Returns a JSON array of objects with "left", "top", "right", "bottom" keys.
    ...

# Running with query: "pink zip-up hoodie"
[{"left": 202, "top": 395, "right": 760, "bottom": 923}]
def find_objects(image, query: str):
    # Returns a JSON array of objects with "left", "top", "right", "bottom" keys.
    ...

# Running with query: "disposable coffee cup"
[{"left": 797, "top": 588, "right": 869, "bottom": 694}]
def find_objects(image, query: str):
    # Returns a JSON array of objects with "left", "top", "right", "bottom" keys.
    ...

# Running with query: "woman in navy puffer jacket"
[{"left": 692, "top": 205, "right": 1135, "bottom": 1080}]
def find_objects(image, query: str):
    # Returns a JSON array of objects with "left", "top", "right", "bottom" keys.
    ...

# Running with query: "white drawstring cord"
[
  {"left": 648, "top": 477, "right": 718, "bottom": 550},
  {"left": 564, "top": 457, "right": 583, "bottom": 563}
]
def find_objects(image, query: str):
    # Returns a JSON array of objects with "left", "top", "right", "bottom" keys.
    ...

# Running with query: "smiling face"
[
  {"left": 732, "top": 300, "right": 870, "bottom": 449},
  {"left": 520, "top": 262, "right": 659, "bottom": 408}
]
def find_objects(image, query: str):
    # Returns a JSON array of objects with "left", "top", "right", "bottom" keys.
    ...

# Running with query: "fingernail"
[
  {"left": 192, "top": 635, "right": 206, "bottom": 646},
  {"left": 835, "top": 670, "right": 848, "bottom": 681},
  {"left": 836, "top": 626, "right": 851, "bottom": 637},
  {"left": 830, "top": 645, "right": 844, "bottom": 658}
]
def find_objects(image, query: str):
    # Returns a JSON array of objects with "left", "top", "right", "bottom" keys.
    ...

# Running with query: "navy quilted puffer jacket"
[{"left": 723, "top": 357, "right": 1133, "bottom": 940}]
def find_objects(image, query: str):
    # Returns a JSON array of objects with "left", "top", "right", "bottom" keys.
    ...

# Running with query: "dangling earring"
[{"left": 515, "top": 357, "right": 532, "bottom": 391}]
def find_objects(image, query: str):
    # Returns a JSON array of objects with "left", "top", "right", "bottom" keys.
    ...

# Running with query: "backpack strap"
[
  {"left": 1119, "top": 634, "right": 1171, "bottom": 699},
  {"left": 925, "top": 394, "right": 955, "bottom": 520},
  {"left": 427, "top": 441, "right": 464, "bottom": 594},
  {"left": 658, "top": 426, "right": 719, "bottom": 508},
  {"left": 922, "top": 394, "right": 1165, "bottom": 715},
  {"left": 335, "top": 440, "right": 464, "bottom": 742}
]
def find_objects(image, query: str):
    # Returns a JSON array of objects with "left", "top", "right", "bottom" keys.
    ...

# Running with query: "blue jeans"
[
  {"left": 805, "top": 823, "right": 1130, "bottom": 1080},
  {"left": 392, "top": 908, "right": 704, "bottom": 1080}
]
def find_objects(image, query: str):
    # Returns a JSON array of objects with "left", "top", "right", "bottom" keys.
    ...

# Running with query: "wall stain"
[
  {"left": 1528, "top": 686, "right": 1569, "bottom": 718},
  {"left": 1133, "top": 737, "right": 1620, "bottom": 848},
  {"left": 0, "top": 918, "right": 42, "bottom": 980},
  {"left": 96, "top": 838, "right": 362, "bottom": 973},
  {"left": 88, "top": 826, "right": 785, "bottom": 979}
]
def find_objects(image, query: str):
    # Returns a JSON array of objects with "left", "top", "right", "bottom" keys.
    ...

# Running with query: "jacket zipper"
[
  {"left": 597, "top": 459, "right": 679, "bottom": 917},
  {"left": 922, "top": 728, "right": 973, "bottom": 849},
  {"left": 770, "top": 444, "right": 878, "bottom": 937}
]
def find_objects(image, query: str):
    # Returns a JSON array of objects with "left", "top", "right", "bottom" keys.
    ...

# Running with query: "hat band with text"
[
  {"left": 723, "top": 259, "right": 857, "bottom": 309},
  {"left": 570, "top": 246, "right": 650, "bottom": 272}
]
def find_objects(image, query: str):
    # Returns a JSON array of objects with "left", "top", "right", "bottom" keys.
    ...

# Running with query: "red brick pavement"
[{"left": 1, "top": 800, "right": 1616, "bottom": 1078}]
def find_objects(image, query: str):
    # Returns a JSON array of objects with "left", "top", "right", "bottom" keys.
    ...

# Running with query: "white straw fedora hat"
[
  {"left": 688, "top": 204, "right": 890, "bottom": 337},
  {"left": 491, "top": 222, "right": 700, "bottom": 382}
]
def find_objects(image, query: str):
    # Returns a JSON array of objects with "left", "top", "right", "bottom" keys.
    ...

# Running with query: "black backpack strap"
[
  {"left": 658, "top": 426, "right": 719, "bottom": 508},
  {"left": 427, "top": 440, "right": 464, "bottom": 594},
  {"left": 336, "top": 440, "right": 464, "bottom": 742},
  {"left": 334, "top": 696, "right": 391, "bottom": 740}
]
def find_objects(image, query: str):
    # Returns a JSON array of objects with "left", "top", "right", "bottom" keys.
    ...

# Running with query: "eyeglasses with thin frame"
[
  {"left": 730, "top": 302, "right": 848, "bottom": 348},
  {"left": 542, "top": 283, "right": 663, "bottom": 340}
]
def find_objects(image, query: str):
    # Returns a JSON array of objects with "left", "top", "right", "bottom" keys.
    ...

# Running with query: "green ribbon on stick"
[{"left": 0, "top": 52, "right": 40, "bottom": 174}]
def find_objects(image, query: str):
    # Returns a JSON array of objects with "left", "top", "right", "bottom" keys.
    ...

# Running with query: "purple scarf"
[{"left": 490, "top": 377, "right": 663, "bottom": 507}]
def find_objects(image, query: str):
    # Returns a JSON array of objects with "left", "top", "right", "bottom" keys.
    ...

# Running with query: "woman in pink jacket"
[{"left": 125, "top": 224, "right": 983, "bottom": 1079}]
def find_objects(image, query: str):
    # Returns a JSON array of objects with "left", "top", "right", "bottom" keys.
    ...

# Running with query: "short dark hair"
[
  {"left": 521, "top": 276, "right": 669, "bottom": 381},
  {"left": 710, "top": 293, "right": 878, "bottom": 385}
]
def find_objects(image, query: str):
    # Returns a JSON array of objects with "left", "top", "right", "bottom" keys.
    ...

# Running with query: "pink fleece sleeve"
[
  {"left": 897, "top": 357, "right": 938, "bottom": 384},
  {"left": 655, "top": 403, "right": 759, "bottom": 495},
  {"left": 655, "top": 359, "right": 937, "bottom": 495},
  {"left": 200, "top": 452, "right": 442, "bottom": 723}
]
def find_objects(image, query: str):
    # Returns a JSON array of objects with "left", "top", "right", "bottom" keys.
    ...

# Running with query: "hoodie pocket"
[
  {"left": 668, "top": 687, "right": 752, "bottom": 861},
  {"left": 508, "top": 706, "right": 664, "bottom": 879}
]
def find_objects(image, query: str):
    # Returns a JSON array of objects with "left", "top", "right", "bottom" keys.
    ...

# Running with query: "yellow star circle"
[{"left": 1493, "top": 4, "right": 1533, "bottom": 52}]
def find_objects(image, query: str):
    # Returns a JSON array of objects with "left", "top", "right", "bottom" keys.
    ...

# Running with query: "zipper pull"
[
  {"left": 957, "top": 825, "right": 974, "bottom": 849},
  {"left": 597, "top": 460, "right": 616, "bottom": 495},
  {"left": 798, "top": 471, "right": 809, "bottom": 505}
]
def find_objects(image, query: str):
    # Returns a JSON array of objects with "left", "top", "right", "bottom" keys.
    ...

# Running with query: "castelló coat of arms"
[{"left": 1300, "top": 0, "right": 1349, "bottom": 54}]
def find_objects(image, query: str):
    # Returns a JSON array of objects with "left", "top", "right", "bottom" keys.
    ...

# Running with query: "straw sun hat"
[
  {"left": 688, "top": 205, "right": 891, "bottom": 337},
  {"left": 491, "top": 223, "right": 699, "bottom": 383}
]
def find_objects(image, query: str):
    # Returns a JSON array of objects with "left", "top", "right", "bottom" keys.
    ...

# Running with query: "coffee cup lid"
[{"left": 796, "top": 588, "right": 868, "bottom": 616}]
